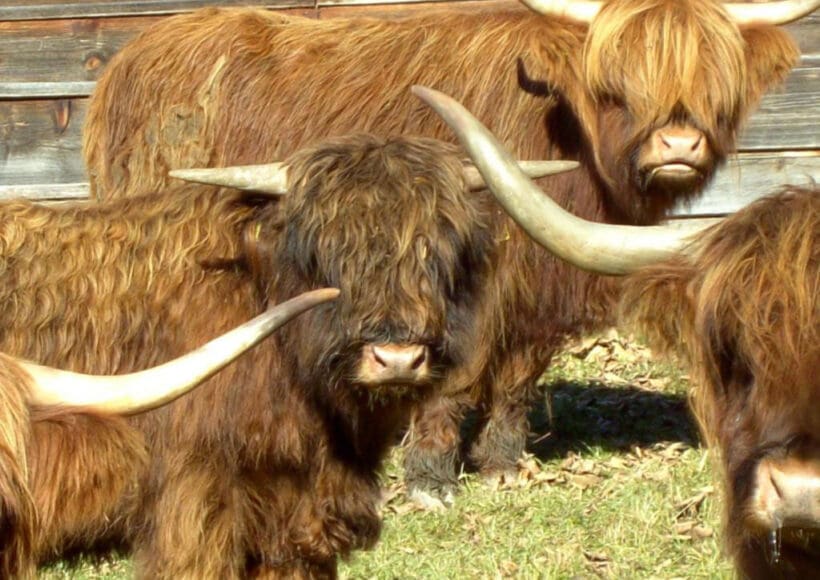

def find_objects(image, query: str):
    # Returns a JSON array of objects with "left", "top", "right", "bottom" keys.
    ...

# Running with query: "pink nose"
[
  {"left": 653, "top": 125, "right": 707, "bottom": 164},
  {"left": 750, "top": 457, "right": 820, "bottom": 530},
  {"left": 359, "top": 343, "right": 430, "bottom": 383},
  {"left": 372, "top": 344, "right": 427, "bottom": 371}
]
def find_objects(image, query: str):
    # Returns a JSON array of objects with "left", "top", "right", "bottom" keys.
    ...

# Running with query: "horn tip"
[{"left": 316, "top": 288, "right": 341, "bottom": 300}]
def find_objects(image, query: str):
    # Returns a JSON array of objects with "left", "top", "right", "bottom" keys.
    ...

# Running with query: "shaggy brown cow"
[
  {"left": 421, "top": 85, "right": 819, "bottom": 578},
  {"left": 0, "top": 292, "right": 333, "bottom": 578},
  {"left": 82, "top": 0, "right": 815, "bottom": 497},
  {"left": 1, "top": 134, "right": 521, "bottom": 577}
]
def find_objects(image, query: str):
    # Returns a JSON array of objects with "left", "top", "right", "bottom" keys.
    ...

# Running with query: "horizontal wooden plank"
[
  {"left": 0, "top": 0, "right": 314, "bottom": 21},
  {"left": 0, "top": 182, "right": 90, "bottom": 201},
  {"left": 672, "top": 151, "right": 819, "bottom": 217},
  {"left": 0, "top": 82, "right": 97, "bottom": 99}
]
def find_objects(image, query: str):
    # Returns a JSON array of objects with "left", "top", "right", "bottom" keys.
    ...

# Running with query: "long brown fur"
[
  {"left": 621, "top": 185, "right": 819, "bottom": 578},
  {"left": 0, "top": 356, "right": 37, "bottom": 579},
  {"left": 1, "top": 135, "right": 495, "bottom": 577},
  {"left": 82, "top": 0, "right": 801, "bottom": 493}
]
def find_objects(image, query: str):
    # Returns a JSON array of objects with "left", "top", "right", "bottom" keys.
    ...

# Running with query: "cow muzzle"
[
  {"left": 749, "top": 456, "right": 820, "bottom": 532},
  {"left": 357, "top": 343, "right": 431, "bottom": 386},
  {"left": 639, "top": 125, "right": 710, "bottom": 192}
]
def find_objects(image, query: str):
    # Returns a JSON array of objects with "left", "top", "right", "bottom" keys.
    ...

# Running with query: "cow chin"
[
  {"left": 641, "top": 163, "right": 708, "bottom": 197},
  {"left": 352, "top": 381, "right": 435, "bottom": 405}
]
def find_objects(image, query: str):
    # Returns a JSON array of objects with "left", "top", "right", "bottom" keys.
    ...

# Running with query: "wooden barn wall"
[{"left": 0, "top": 0, "right": 817, "bottom": 217}]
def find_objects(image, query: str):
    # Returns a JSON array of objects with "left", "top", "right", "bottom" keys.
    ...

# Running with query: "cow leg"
[
  {"left": 469, "top": 351, "right": 545, "bottom": 479},
  {"left": 246, "top": 463, "right": 377, "bottom": 580},
  {"left": 403, "top": 393, "right": 468, "bottom": 504},
  {"left": 133, "top": 453, "right": 244, "bottom": 580}
]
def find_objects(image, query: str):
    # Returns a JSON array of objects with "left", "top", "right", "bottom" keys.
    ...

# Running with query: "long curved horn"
[
  {"left": 21, "top": 288, "right": 339, "bottom": 415},
  {"left": 518, "top": 0, "right": 602, "bottom": 22},
  {"left": 412, "top": 85, "right": 710, "bottom": 276},
  {"left": 725, "top": 0, "right": 820, "bottom": 26},
  {"left": 464, "top": 161, "right": 579, "bottom": 190},
  {"left": 170, "top": 163, "right": 289, "bottom": 195}
]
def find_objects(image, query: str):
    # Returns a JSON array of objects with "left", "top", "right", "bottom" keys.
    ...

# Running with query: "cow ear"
[
  {"left": 619, "top": 258, "right": 697, "bottom": 361},
  {"left": 739, "top": 25, "right": 800, "bottom": 111}
]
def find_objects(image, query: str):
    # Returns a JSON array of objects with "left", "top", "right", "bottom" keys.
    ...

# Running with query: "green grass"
[{"left": 42, "top": 332, "right": 734, "bottom": 579}]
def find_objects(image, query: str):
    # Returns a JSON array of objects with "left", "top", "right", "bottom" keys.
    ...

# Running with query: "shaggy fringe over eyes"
[
  {"left": 277, "top": 134, "right": 492, "bottom": 342},
  {"left": 626, "top": 186, "right": 819, "bottom": 447},
  {"left": 584, "top": 0, "right": 747, "bottom": 132}
]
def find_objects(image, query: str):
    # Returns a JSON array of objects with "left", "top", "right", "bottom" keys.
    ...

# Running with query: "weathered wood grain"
[
  {"left": 739, "top": 64, "right": 819, "bottom": 151},
  {"left": 0, "top": 98, "right": 88, "bottom": 189},
  {"left": 0, "top": 0, "right": 314, "bottom": 21}
]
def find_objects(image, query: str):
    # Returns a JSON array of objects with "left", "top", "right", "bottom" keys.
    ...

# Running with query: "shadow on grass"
[{"left": 525, "top": 379, "right": 701, "bottom": 462}]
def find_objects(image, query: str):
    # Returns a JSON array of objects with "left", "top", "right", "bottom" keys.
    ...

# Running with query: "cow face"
[
  {"left": 568, "top": 0, "right": 798, "bottom": 222},
  {"left": 269, "top": 135, "right": 494, "bottom": 401},
  {"left": 623, "top": 189, "right": 819, "bottom": 578}
]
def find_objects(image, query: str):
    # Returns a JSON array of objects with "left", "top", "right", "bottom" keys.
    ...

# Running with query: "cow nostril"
[
  {"left": 410, "top": 348, "right": 427, "bottom": 370},
  {"left": 372, "top": 348, "right": 387, "bottom": 368},
  {"left": 769, "top": 466, "right": 785, "bottom": 501},
  {"left": 691, "top": 135, "right": 703, "bottom": 152}
]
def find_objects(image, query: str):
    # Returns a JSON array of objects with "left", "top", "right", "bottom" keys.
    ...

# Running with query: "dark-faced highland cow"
[
  {"left": 1, "top": 134, "right": 559, "bottom": 577},
  {"left": 82, "top": 0, "right": 817, "bottom": 499},
  {"left": 420, "top": 85, "right": 819, "bottom": 579}
]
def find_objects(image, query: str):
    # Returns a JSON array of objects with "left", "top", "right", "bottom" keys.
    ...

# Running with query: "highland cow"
[
  {"left": 81, "top": 0, "right": 815, "bottom": 498},
  {"left": 0, "top": 292, "right": 330, "bottom": 578},
  {"left": 0, "top": 134, "right": 548, "bottom": 577},
  {"left": 421, "top": 86, "right": 819, "bottom": 579}
]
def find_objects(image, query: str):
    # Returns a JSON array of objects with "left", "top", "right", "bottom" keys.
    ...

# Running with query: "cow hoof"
[{"left": 409, "top": 488, "right": 455, "bottom": 512}]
